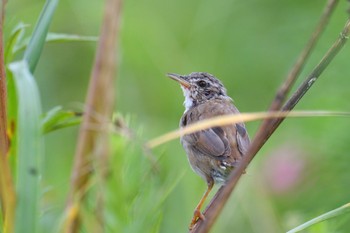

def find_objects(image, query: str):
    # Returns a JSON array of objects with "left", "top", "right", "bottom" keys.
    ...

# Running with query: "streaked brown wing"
[
  {"left": 235, "top": 122, "right": 250, "bottom": 155},
  {"left": 193, "top": 128, "right": 227, "bottom": 156},
  {"left": 180, "top": 99, "right": 249, "bottom": 159}
]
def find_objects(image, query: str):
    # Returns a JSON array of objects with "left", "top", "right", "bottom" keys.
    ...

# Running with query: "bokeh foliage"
[{"left": 3, "top": 0, "right": 350, "bottom": 232}]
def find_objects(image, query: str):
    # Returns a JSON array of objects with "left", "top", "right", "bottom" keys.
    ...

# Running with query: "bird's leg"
[{"left": 189, "top": 179, "right": 214, "bottom": 230}]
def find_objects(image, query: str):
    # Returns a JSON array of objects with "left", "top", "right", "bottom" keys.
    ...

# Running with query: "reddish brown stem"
[
  {"left": 268, "top": 0, "right": 339, "bottom": 112},
  {"left": 190, "top": 1, "right": 346, "bottom": 232},
  {"left": 0, "top": 1, "right": 16, "bottom": 232}
]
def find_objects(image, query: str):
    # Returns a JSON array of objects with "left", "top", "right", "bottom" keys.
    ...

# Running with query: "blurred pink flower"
[{"left": 262, "top": 144, "right": 306, "bottom": 195}]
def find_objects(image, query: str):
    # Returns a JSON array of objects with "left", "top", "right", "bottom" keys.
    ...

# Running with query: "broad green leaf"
[
  {"left": 23, "top": 0, "right": 59, "bottom": 72},
  {"left": 9, "top": 60, "right": 43, "bottom": 233},
  {"left": 41, "top": 106, "right": 82, "bottom": 134}
]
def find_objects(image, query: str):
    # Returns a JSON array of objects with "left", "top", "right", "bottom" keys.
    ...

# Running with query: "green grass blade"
[
  {"left": 4, "top": 22, "right": 28, "bottom": 63},
  {"left": 287, "top": 203, "right": 350, "bottom": 233},
  {"left": 41, "top": 106, "right": 82, "bottom": 134},
  {"left": 9, "top": 60, "right": 43, "bottom": 233},
  {"left": 14, "top": 33, "right": 97, "bottom": 55},
  {"left": 23, "top": 0, "right": 59, "bottom": 72},
  {"left": 6, "top": 70, "right": 18, "bottom": 173},
  {"left": 45, "top": 33, "right": 98, "bottom": 42}
]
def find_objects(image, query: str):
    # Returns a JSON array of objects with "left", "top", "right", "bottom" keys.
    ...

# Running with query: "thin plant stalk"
[
  {"left": 191, "top": 15, "right": 350, "bottom": 233},
  {"left": 146, "top": 111, "right": 350, "bottom": 149},
  {"left": 268, "top": 0, "right": 338, "bottom": 112},
  {"left": 287, "top": 203, "right": 350, "bottom": 233},
  {"left": 63, "top": 0, "right": 122, "bottom": 232}
]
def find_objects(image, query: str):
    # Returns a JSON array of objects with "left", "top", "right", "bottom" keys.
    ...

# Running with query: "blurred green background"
[{"left": 5, "top": 0, "right": 350, "bottom": 232}]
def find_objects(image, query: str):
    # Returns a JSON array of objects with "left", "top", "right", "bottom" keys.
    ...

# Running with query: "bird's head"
[{"left": 167, "top": 72, "right": 229, "bottom": 110}]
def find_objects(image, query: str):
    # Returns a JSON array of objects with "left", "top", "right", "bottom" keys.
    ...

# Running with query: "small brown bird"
[{"left": 167, "top": 72, "right": 250, "bottom": 229}]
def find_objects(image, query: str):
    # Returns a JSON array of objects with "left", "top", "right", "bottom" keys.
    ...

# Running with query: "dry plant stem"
[
  {"left": 0, "top": 1, "right": 16, "bottom": 232},
  {"left": 269, "top": 0, "right": 338, "bottom": 112},
  {"left": 267, "top": 19, "right": 350, "bottom": 139},
  {"left": 146, "top": 111, "right": 350, "bottom": 149},
  {"left": 64, "top": 0, "right": 122, "bottom": 232},
  {"left": 251, "top": 0, "right": 339, "bottom": 154},
  {"left": 92, "top": 0, "right": 122, "bottom": 230},
  {"left": 191, "top": 4, "right": 341, "bottom": 230},
  {"left": 190, "top": 17, "right": 350, "bottom": 233},
  {"left": 254, "top": 0, "right": 339, "bottom": 157}
]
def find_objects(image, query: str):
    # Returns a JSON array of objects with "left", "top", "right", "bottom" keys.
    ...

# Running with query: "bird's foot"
[{"left": 189, "top": 209, "right": 205, "bottom": 230}]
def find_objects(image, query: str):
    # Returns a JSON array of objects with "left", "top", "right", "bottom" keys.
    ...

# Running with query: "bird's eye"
[{"left": 197, "top": 80, "right": 207, "bottom": 88}]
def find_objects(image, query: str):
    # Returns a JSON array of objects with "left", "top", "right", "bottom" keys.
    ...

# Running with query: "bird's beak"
[{"left": 167, "top": 73, "right": 191, "bottom": 89}]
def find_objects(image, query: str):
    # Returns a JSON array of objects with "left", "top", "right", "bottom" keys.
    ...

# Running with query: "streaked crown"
[{"left": 168, "top": 72, "right": 229, "bottom": 110}]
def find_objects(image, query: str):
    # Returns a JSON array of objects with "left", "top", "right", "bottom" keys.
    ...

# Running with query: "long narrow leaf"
[
  {"left": 14, "top": 33, "right": 98, "bottom": 55},
  {"left": 287, "top": 203, "right": 350, "bottom": 233},
  {"left": 4, "top": 22, "right": 28, "bottom": 63},
  {"left": 23, "top": 0, "right": 59, "bottom": 72},
  {"left": 9, "top": 60, "right": 43, "bottom": 233},
  {"left": 41, "top": 106, "right": 82, "bottom": 134}
]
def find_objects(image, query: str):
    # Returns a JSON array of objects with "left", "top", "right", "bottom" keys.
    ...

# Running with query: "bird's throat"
[{"left": 182, "top": 87, "right": 194, "bottom": 111}]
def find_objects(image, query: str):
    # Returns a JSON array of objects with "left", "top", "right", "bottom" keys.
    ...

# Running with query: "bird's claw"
[{"left": 189, "top": 209, "right": 205, "bottom": 230}]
